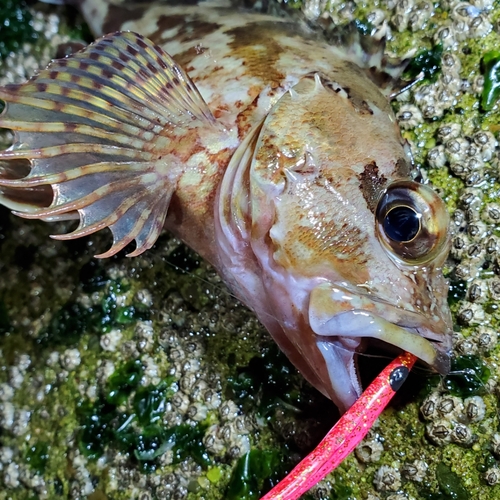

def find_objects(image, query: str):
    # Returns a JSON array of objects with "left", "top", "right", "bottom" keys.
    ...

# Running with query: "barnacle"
[
  {"left": 464, "top": 396, "right": 486, "bottom": 423},
  {"left": 355, "top": 438, "right": 384, "bottom": 463},
  {"left": 426, "top": 419, "right": 452, "bottom": 446},
  {"left": 436, "top": 396, "right": 464, "bottom": 420},
  {"left": 484, "top": 467, "right": 500, "bottom": 486},
  {"left": 402, "top": 460, "right": 428, "bottom": 482},
  {"left": 373, "top": 465, "right": 401, "bottom": 492},
  {"left": 450, "top": 422, "right": 474, "bottom": 445},
  {"left": 396, "top": 103, "right": 423, "bottom": 129}
]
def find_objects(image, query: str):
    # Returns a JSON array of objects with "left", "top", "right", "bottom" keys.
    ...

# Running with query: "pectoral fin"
[{"left": 0, "top": 31, "right": 216, "bottom": 257}]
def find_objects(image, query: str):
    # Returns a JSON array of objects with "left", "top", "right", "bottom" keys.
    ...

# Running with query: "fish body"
[{"left": 0, "top": 0, "right": 453, "bottom": 411}]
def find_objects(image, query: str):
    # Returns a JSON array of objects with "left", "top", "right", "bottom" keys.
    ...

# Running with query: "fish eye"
[
  {"left": 383, "top": 206, "right": 421, "bottom": 243},
  {"left": 376, "top": 181, "right": 450, "bottom": 264}
]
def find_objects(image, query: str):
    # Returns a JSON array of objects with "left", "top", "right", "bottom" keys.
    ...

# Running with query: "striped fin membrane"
[{"left": 0, "top": 31, "right": 216, "bottom": 257}]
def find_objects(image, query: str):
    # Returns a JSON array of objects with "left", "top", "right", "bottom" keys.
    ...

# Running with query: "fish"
[{"left": 0, "top": 0, "right": 453, "bottom": 413}]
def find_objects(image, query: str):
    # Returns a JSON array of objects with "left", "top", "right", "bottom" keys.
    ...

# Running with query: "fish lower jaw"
[
  {"left": 312, "top": 320, "right": 451, "bottom": 412},
  {"left": 311, "top": 311, "right": 451, "bottom": 376}
]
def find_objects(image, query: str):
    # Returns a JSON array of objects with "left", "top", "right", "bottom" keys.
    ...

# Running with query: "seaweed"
[
  {"left": 40, "top": 278, "right": 150, "bottom": 345},
  {"left": 0, "top": 0, "right": 38, "bottom": 60},
  {"left": 77, "top": 361, "right": 204, "bottom": 472},
  {"left": 25, "top": 442, "right": 49, "bottom": 475},
  {"left": 435, "top": 463, "right": 469, "bottom": 500},
  {"left": 226, "top": 449, "right": 282, "bottom": 500},
  {"left": 106, "top": 360, "right": 143, "bottom": 406},
  {"left": 227, "top": 344, "right": 302, "bottom": 417},
  {"left": 448, "top": 278, "right": 467, "bottom": 306},
  {"left": 443, "top": 355, "right": 491, "bottom": 398},
  {"left": 133, "top": 382, "right": 173, "bottom": 426},
  {"left": 481, "top": 50, "right": 500, "bottom": 111},
  {"left": 404, "top": 44, "right": 443, "bottom": 83}
]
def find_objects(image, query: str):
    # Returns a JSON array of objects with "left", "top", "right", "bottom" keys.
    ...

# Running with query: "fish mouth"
[
  {"left": 308, "top": 282, "right": 451, "bottom": 410},
  {"left": 311, "top": 308, "right": 451, "bottom": 374}
]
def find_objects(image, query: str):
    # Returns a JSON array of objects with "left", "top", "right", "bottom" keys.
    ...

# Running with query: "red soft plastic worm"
[{"left": 260, "top": 352, "right": 417, "bottom": 500}]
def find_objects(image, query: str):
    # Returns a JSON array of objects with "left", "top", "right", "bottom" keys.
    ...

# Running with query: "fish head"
[{"left": 247, "top": 74, "right": 452, "bottom": 411}]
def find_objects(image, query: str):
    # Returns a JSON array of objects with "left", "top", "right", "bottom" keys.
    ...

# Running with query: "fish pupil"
[{"left": 383, "top": 206, "right": 420, "bottom": 243}]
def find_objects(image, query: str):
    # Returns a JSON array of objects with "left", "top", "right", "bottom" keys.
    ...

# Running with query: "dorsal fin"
[{"left": 0, "top": 31, "right": 216, "bottom": 258}]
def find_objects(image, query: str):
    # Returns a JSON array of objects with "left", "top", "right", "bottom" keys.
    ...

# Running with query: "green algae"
[
  {"left": 78, "top": 400, "right": 116, "bottom": 460},
  {"left": 37, "top": 278, "right": 150, "bottom": 346},
  {"left": 227, "top": 344, "right": 303, "bottom": 417},
  {"left": 226, "top": 450, "right": 282, "bottom": 500},
  {"left": 443, "top": 355, "right": 491, "bottom": 398},
  {"left": 481, "top": 51, "right": 500, "bottom": 111},
  {"left": 133, "top": 382, "right": 173, "bottom": 426},
  {"left": 106, "top": 359, "right": 143, "bottom": 405},
  {"left": 448, "top": 278, "right": 468, "bottom": 307},
  {"left": 435, "top": 463, "right": 470, "bottom": 500},
  {"left": 329, "top": 476, "right": 355, "bottom": 500},
  {"left": 162, "top": 423, "right": 211, "bottom": 468},
  {"left": 40, "top": 300, "right": 102, "bottom": 346},
  {"left": 24, "top": 442, "right": 49, "bottom": 475},
  {"left": 79, "top": 391, "right": 211, "bottom": 472},
  {"left": 0, "top": 0, "right": 37, "bottom": 60},
  {"left": 404, "top": 44, "right": 443, "bottom": 83},
  {"left": 78, "top": 361, "right": 185, "bottom": 471},
  {"left": 126, "top": 422, "right": 210, "bottom": 470}
]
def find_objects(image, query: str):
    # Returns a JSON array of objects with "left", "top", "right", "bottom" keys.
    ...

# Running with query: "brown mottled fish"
[{"left": 0, "top": 0, "right": 452, "bottom": 412}]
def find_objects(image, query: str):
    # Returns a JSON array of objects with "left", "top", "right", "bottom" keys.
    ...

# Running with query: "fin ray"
[
  {"left": 0, "top": 161, "right": 146, "bottom": 187},
  {"left": 0, "top": 31, "right": 216, "bottom": 257}
]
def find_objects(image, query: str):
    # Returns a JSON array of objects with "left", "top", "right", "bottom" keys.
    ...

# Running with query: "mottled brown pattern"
[
  {"left": 147, "top": 14, "right": 222, "bottom": 47},
  {"left": 349, "top": 97, "right": 373, "bottom": 115},
  {"left": 174, "top": 46, "right": 206, "bottom": 70},
  {"left": 235, "top": 90, "right": 262, "bottom": 137},
  {"left": 103, "top": 4, "right": 150, "bottom": 34},
  {"left": 332, "top": 81, "right": 374, "bottom": 116},
  {"left": 278, "top": 215, "right": 370, "bottom": 285},
  {"left": 0, "top": 4, "right": 453, "bottom": 415},
  {"left": 358, "top": 162, "right": 388, "bottom": 213},
  {"left": 225, "top": 22, "right": 295, "bottom": 84},
  {"left": 395, "top": 157, "right": 411, "bottom": 177}
]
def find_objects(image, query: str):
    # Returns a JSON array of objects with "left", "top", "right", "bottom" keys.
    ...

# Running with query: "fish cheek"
[{"left": 269, "top": 182, "right": 372, "bottom": 285}]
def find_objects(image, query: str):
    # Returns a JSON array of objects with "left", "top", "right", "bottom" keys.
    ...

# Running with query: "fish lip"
[
  {"left": 397, "top": 323, "right": 452, "bottom": 375},
  {"left": 384, "top": 304, "right": 453, "bottom": 375},
  {"left": 308, "top": 282, "right": 452, "bottom": 376},
  {"left": 314, "top": 313, "right": 452, "bottom": 375}
]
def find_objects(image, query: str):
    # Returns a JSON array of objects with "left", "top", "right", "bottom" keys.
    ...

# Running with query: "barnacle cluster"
[
  {"left": 2, "top": 0, "right": 500, "bottom": 499},
  {"left": 0, "top": 9, "right": 68, "bottom": 86},
  {"left": 314, "top": 0, "right": 500, "bottom": 498},
  {"left": 0, "top": 232, "right": 275, "bottom": 498}
]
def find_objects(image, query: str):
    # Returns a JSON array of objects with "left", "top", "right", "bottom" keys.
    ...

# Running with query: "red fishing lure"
[{"left": 261, "top": 352, "right": 417, "bottom": 499}]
